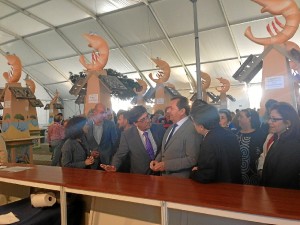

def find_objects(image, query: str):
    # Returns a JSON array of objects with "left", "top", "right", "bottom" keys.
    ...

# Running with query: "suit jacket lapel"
[
  {"left": 132, "top": 126, "right": 145, "bottom": 149},
  {"left": 162, "top": 126, "right": 172, "bottom": 151}
]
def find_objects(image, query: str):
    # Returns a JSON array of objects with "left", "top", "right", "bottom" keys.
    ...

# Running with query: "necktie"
[
  {"left": 165, "top": 123, "right": 178, "bottom": 147},
  {"left": 143, "top": 131, "right": 155, "bottom": 160}
]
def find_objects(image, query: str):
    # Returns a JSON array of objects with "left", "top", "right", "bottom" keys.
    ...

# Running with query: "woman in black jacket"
[{"left": 261, "top": 102, "right": 300, "bottom": 189}]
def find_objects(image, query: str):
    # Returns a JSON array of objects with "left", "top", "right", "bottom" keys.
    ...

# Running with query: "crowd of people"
[{"left": 49, "top": 97, "right": 300, "bottom": 190}]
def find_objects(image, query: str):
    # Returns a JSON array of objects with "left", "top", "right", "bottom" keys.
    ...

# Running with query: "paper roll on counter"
[{"left": 30, "top": 192, "right": 56, "bottom": 207}]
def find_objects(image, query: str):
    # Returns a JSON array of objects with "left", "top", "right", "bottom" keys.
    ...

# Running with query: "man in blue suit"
[
  {"left": 101, "top": 105, "right": 165, "bottom": 174},
  {"left": 86, "top": 103, "right": 118, "bottom": 169}
]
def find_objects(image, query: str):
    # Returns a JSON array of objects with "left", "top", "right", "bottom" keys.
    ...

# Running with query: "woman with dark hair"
[
  {"left": 219, "top": 109, "right": 232, "bottom": 127},
  {"left": 236, "top": 108, "right": 266, "bottom": 185},
  {"left": 190, "top": 103, "right": 242, "bottom": 184},
  {"left": 260, "top": 99, "right": 278, "bottom": 136},
  {"left": 61, "top": 116, "right": 95, "bottom": 168},
  {"left": 219, "top": 108, "right": 236, "bottom": 131},
  {"left": 261, "top": 102, "right": 300, "bottom": 189}
]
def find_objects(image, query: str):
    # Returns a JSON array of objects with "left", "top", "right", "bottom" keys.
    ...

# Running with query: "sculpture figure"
[
  {"left": 245, "top": 0, "right": 300, "bottom": 45},
  {"left": 3, "top": 54, "right": 22, "bottom": 83},
  {"left": 215, "top": 77, "right": 230, "bottom": 93},
  {"left": 134, "top": 79, "right": 147, "bottom": 95},
  {"left": 25, "top": 78, "right": 36, "bottom": 94},
  {"left": 133, "top": 79, "right": 147, "bottom": 106},
  {"left": 79, "top": 33, "right": 109, "bottom": 71},
  {"left": 201, "top": 72, "right": 211, "bottom": 90},
  {"left": 149, "top": 58, "right": 172, "bottom": 111},
  {"left": 149, "top": 58, "right": 170, "bottom": 84},
  {"left": 2, "top": 54, "right": 30, "bottom": 139},
  {"left": 25, "top": 76, "right": 39, "bottom": 130}
]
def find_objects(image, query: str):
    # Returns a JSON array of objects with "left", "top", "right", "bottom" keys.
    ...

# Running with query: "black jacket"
[
  {"left": 261, "top": 137, "right": 300, "bottom": 189},
  {"left": 191, "top": 127, "right": 242, "bottom": 184}
]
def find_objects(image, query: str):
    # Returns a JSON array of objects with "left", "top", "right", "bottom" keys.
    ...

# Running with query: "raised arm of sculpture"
[
  {"left": 215, "top": 77, "right": 230, "bottom": 93},
  {"left": 134, "top": 79, "right": 148, "bottom": 95},
  {"left": 25, "top": 78, "right": 36, "bottom": 94},
  {"left": 244, "top": 0, "right": 300, "bottom": 46},
  {"left": 3, "top": 54, "right": 22, "bottom": 83},
  {"left": 79, "top": 33, "right": 109, "bottom": 71},
  {"left": 148, "top": 58, "right": 170, "bottom": 84}
]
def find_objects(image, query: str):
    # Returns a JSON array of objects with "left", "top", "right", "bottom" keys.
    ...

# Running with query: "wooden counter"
[
  {"left": 63, "top": 168, "right": 300, "bottom": 225},
  {"left": 0, "top": 164, "right": 67, "bottom": 224},
  {"left": 0, "top": 164, "right": 299, "bottom": 225}
]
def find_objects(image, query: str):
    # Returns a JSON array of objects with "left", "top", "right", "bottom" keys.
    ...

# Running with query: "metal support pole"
[{"left": 191, "top": 0, "right": 202, "bottom": 100}]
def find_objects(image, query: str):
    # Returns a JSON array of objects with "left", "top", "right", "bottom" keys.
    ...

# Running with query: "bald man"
[{"left": 86, "top": 103, "right": 118, "bottom": 169}]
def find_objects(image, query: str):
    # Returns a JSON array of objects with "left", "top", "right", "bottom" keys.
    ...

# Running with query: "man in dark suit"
[
  {"left": 86, "top": 103, "right": 118, "bottom": 169},
  {"left": 115, "top": 110, "right": 132, "bottom": 172},
  {"left": 100, "top": 105, "right": 165, "bottom": 175},
  {"left": 150, "top": 96, "right": 202, "bottom": 178}
]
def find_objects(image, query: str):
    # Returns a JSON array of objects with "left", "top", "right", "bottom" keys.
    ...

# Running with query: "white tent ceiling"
[{"left": 0, "top": 0, "right": 300, "bottom": 104}]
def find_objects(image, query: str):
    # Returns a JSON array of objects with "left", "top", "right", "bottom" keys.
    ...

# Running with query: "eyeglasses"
[
  {"left": 137, "top": 113, "right": 150, "bottom": 123},
  {"left": 268, "top": 117, "right": 284, "bottom": 122}
]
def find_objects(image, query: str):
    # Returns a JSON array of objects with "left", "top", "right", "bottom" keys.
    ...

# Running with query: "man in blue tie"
[
  {"left": 150, "top": 96, "right": 202, "bottom": 178},
  {"left": 100, "top": 106, "right": 165, "bottom": 175}
]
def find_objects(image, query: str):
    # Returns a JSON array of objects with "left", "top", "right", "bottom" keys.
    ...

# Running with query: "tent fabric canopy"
[{"left": 1, "top": 0, "right": 300, "bottom": 104}]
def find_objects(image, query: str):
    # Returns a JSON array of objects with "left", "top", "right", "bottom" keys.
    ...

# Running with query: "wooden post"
[{"left": 84, "top": 71, "right": 111, "bottom": 116}]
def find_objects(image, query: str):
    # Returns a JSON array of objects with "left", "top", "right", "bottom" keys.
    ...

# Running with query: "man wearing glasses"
[
  {"left": 86, "top": 103, "right": 118, "bottom": 169},
  {"left": 101, "top": 105, "right": 165, "bottom": 174}
]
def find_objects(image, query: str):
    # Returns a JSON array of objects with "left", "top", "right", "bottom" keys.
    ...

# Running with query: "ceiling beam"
[
  {"left": 0, "top": 0, "right": 51, "bottom": 20},
  {"left": 218, "top": 0, "right": 242, "bottom": 65},
  {"left": 0, "top": 0, "right": 86, "bottom": 83},
  {"left": 0, "top": 25, "right": 71, "bottom": 101},
  {"left": 0, "top": 14, "right": 275, "bottom": 49}
]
